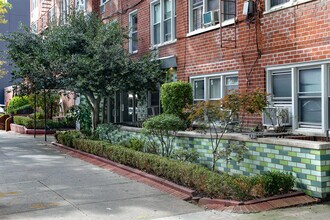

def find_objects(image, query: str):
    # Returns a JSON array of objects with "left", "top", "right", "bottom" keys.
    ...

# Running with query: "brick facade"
[
  {"left": 31, "top": 0, "right": 330, "bottom": 131},
  {"left": 98, "top": 0, "right": 330, "bottom": 129}
]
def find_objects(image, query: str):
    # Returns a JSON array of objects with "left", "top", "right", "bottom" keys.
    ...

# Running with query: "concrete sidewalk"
[{"left": 0, "top": 131, "right": 329, "bottom": 219}]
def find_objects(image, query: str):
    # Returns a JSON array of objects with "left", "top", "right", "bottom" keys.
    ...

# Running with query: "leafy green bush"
[
  {"left": 171, "top": 148, "right": 199, "bottom": 163},
  {"left": 96, "top": 123, "right": 120, "bottom": 143},
  {"left": 55, "top": 131, "right": 295, "bottom": 201},
  {"left": 120, "top": 138, "right": 145, "bottom": 152},
  {"left": 261, "top": 171, "right": 295, "bottom": 196},
  {"left": 29, "top": 112, "right": 45, "bottom": 119},
  {"left": 66, "top": 103, "right": 92, "bottom": 135},
  {"left": 7, "top": 96, "right": 33, "bottom": 114},
  {"left": 160, "top": 81, "right": 193, "bottom": 119},
  {"left": 13, "top": 116, "right": 74, "bottom": 129},
  {"left": 143, "top": 114, "right": 186, "bottom": 157}
]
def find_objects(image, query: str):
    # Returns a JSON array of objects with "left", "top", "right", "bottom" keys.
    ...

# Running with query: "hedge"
[
  {"left": 13, "top": 116, "right": 74, "bottom": 129},
  {"left": 55, "top": 131, "right": 295, "bottom": 201}
]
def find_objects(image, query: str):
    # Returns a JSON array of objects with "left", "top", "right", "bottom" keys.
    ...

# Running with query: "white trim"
[
  {"left": 129, "top": 10, "right": 138, "bottom": 54},
  {"left": 150, "top": 0, "right": 176, "bottom": 47},
  {"left": 190, "top": 71, "right": 238, "bottom": 79},
  {"left": 188, "top": 0, "right": 235, "bottom": 34},
  {"left": 264, "top": 0, "right": 314, "bottom": 14},
  {"left": 266, "top": 61, "right": 330, "bottom": 135},
  {"left": 266, "top": 59, "right": 330, "bottom": 71},
  {"left": 100, "top": 0, "right": 109, "bottom": 6},
  {"left": 190, "top": 71, "right": 238, "bottom": 101}
]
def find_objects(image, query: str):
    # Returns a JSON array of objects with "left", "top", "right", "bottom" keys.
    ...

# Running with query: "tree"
[
  {"left": 0, "top": 0, "right": 11, "bottom": 77},
  {"left": 4, "top": 13, "right": 164, "bottom": 131},
  {"left": 47, "top": 13, "right": 164, "bottom": 131}
]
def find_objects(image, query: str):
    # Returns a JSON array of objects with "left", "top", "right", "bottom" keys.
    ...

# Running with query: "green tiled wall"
[{"left": 110, "top": 129, "right": 330, "bottom": 198}]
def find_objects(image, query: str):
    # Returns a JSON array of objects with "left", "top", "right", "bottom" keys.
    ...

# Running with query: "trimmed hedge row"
[
  {"left": 13, "top": 116, "right": 74, "bottom": 129},
  {"left": 55, "top": 131, "right": 295, "bottom": 201}
]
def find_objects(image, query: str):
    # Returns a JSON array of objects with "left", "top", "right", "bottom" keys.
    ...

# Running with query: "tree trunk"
[{"left": 85, "top": 93, "right": 101, "bottom": 132}]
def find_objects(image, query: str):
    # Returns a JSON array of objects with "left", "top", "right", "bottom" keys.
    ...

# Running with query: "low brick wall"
[
  {"left": 108, "top": 126, "right": 330, "bottom": 198},
  {"left": 10, "top": 124, "right": 55, "bottom": 135}
]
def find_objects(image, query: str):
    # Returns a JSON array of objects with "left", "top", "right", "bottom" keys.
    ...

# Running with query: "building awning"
[{"left": 159, "top": 56, "right": 177, "bottom": 69}]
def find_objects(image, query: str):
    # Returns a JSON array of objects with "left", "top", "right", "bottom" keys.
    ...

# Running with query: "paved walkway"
[{"left": 0, "top": 131, "right": 330, "bottom": 220}]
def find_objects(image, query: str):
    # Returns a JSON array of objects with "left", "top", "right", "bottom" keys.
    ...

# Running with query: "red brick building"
[{"left": 31, "top": 0, "right": 330, "bottom": 135}]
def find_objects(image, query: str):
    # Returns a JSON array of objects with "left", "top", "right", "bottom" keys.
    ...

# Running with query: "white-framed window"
[
  {"left": 267, "top": 61, "right": 330, "bottom": 134},
  {"left": 150, "top": 0, "right": 176, "bottom": 46},
  {"left": 32, "top": 0, "right": 37, "bottom": 10},
  {"left": 191, "top": 72, "right": 238, "bottom": 101},
  {"left": 265, "top": 0, "right": 312, "bottom": 12},
  {"left": 189, "top": 0, "right": 235, "bottom": 33},
  {"left": 76, "top": 0, "right": 87, "bottom": 12},
  {"left": 100, "top": 0, "right": 108, "bottom": 13},
  {"left": 129, "top": 10, "right": 138, "bottom": 54}
]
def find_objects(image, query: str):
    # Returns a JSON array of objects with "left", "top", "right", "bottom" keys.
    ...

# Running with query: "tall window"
[
  {"left": 32, "top": 0, "right": 37, "bottom": 10},
  {"left": 129, "top": 11, "right": 138, "bottom": 53},
  {"left": 191, "top": 73, "right": 238, "bottom": 101},
  {"left": 189, "top": 0, "right": 235, "bottom": 32},
  {"left": 151, "top": 0, "right": 176, "bottom": 46},
  {"left": 298, "top": 68, "right": 322, "bottom": 127}
]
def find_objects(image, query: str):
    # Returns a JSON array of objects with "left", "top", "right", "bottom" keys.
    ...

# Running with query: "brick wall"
[{"left": 40, "top": 0, "right": 330, "bottom": 127}]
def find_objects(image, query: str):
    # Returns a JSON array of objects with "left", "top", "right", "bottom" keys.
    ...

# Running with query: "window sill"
[
  {"left": 264, "top": 0, "right": 314, "bottom": 15},
  {"left": 129, "top": 50, "right": 138, "bottom": 55},
  {"left": 187, "top": 19, "right": 234, "bottom": 38},
  {"left": 150, "top": 39, "right": 177, "bottom": 50}
]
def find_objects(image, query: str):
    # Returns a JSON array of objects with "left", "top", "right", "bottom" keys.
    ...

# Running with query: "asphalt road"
[{"left": 1, "top": 131, "right": 330, "bottom": 220}]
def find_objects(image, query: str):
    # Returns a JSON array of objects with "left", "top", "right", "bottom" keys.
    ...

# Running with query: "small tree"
[
  {"left": 142, "top": 114, "right": 186, "bottom": 157},
  {"left": 187, "top": 89, "right": 268, "bottom": 171}
]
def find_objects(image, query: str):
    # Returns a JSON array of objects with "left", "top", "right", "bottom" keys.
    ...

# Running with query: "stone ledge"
[{"left": 120, "top": 126, "right": 330, "bottom": 150}]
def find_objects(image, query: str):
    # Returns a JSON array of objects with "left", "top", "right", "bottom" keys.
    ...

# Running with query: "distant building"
[{"left": 0, "top": 0, "right": 30, "bottom": 105}]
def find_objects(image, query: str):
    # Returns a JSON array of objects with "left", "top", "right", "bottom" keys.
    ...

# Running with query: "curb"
[{"left": 51, "top": 142, "right": 195, "bottom": 200}]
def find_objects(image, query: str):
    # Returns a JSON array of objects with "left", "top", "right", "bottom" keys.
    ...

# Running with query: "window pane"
[
  {"left": 132, "top": 32, "right": 138, "bottom": 51},
  {"left": 223, "top": 1, "right": 235, "bottom": 21},
  {"left": 272, "top": 72, "right": 291, "bottom": 98},
  {"left": 192, "top": 0, "right": 203, "bottom": 31},
  {"left": 270, "top": 0, "right": 290, "bottom": 8},
  {"left": 194, "top": 80, "right": 204, "bottom": 99},
  {"left": 299, "top": 98, "right": 322, "bottom": 124},
  {"left": 225, "top": 76, "right": 238, "bottom": 93},
  {"left": 164, "top": 0, "right": 172, "bottom": 19},
  {"left": 164, "top": 19, "right": 171, "bottom": 42},
  {"left": 299, "top": 68, "right": 321, "bottom": 93},
  {"left": 207, "top": 0, "right": 219, "bottom": 11},
  {"left": 132, "top": 14, "right": 137, "bottom": 31},
  {"left": 154, "top": 3, "right": 161, "bottom": 23},
  {"left": 210, "top": 78, "right": 221, "bottom": 99},
  {"left": 154, "top": 23, "right": 160, "bottom": 44}
]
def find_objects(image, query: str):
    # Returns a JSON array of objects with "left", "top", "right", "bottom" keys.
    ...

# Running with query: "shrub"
[
  {"left": 13, "top": 116, "right": 74, "bottom": 129},
  {"left": 160, "top": 81, "right": 193, "bottom": 119},
  {"left": 261, "top": 171, "right": 295, "bottom": 196},
  {"left": 171, "top": 148, "right": 199, "bottom": 163},
  {"left": 142, "top": 114, "right": 186, "bottom": 157},
  {"left": 55, "top": 131, "right": 296, "bottom": 201},
  {"left": 66, "top": 103, "right": 92, "bottom": 135},
  {"left": 7, "top": 96, "right": 33, "bottom": 114},
  {"left": 120, "top": 138, "right": 145, "bottom": 152},
  {"left": 96, "top": 123, "right": 120, "bottom": 144}
]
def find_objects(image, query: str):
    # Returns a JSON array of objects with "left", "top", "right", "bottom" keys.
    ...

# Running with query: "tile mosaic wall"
[{"left": 110, "top": 129, "right": 330, "bottom": 198}]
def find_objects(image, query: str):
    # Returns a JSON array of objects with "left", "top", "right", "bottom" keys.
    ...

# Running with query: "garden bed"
[
  {"left": 55, "top": 131, "right": 297, "bottom": 202},
  {"left": 52, "top": 138, "right": 320, "bottom": 213}
]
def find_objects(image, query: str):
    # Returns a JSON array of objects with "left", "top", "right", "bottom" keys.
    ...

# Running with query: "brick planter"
[{"left": 10, "top": 123, "right": 55, "bottom": 135}]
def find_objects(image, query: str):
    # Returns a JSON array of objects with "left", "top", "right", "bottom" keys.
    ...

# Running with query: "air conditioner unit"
[
  {"left": 243, "top": 1, "right": 255, "bottom": 16},
  {"left": 203, "top": 10, "right": 219, "bottom": 26},
  {"left": 262, "top": 107, "right": 292, "bottom": 127}
]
